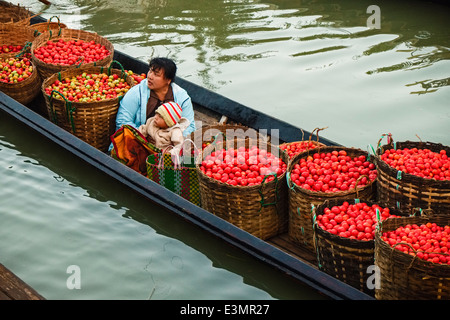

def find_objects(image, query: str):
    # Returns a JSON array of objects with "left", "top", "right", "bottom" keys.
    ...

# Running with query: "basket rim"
[
  {"left": 41, "top": 65, "right": 135, "bottom": 104},
  {"left": 196, "top": 137, "right": 289, "bottom": 190},
  {"left": 375, "top": 140, "right": 450, "bottom": 186},
  {"left": 313, "top": 198, "right": 409, "bottom": 247},
  {"left": 30, "top": 28, "right": 114, "bottom": 70},
  {"left": 286, "top": 145, "right": 376, "bottom": 196},
  {"left": 375, "top": 215, "right": 450, "bottom": 269}
]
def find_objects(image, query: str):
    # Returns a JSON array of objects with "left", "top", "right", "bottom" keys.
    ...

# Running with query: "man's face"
[{"left": 147, "top": 66, "right": 171, "bottom": 92}]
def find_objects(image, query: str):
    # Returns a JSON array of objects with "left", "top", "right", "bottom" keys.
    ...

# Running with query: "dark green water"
[{"left": 1, "top": 0, "right": 449, "bottom": 300}]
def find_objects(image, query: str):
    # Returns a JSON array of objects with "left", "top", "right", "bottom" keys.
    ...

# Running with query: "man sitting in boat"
[
  {"left": 113, "top": 57, "right": 196, "bottom": 147},
  {"left": 138, "top": 101, "right": 190, "bottom": 156}
]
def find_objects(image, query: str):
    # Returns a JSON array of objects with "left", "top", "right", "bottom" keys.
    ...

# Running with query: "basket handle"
[
  {"left": 14, "top": 42, "right": 32, "bottom": 58},
  {"left": 353, "top": 174, "right": 370, "bottom": 198},
  {"left": 157, "top": 145, "right": 182, "bottom": 169},
  {"left": 309, "top": 126, "right": 327, "bottom": 145},
  {"left": 181, "top": 138, "right": 200, "bottom": 165},
  {"left": 375, "top": 133, "right": 394, "bottom": 156},
  {"left": 107, "top": 60, "right": 126, "bottom": 79},
  {"left": 49, "top": 89, "right": 76, "bottom": 133},
  {"left": 258, "top": 172, "right": 281, "bottom": 212},
  {"left": 46, "top": 16, "right": 63, "bottom": 37}
]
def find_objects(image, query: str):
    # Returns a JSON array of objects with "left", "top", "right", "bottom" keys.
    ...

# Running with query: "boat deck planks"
[
  {"left": 268, "top": 234, "right": 318, "bottom": 268},
  {"left": 0, "top": 264, "right": 45, "bottom": 300}
]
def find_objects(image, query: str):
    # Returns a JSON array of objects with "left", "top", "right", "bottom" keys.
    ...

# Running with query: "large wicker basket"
[
  {"left": 312, "top": 198, "right": 404, "bottom": 296},
  {"left": 375, "top": 215, "right": 450, "bottom": 300},
  {"left": 0, "top": 2, "right": 32, "bottom": 27},
  {"left": 31, "top": 28, "right": 114, "bottom": 80},
  {"left": 0, "top": 57, "right": 41, "bottom": 105},
  {"left": 0, "top": 23, "right": 35, "bottom": 59},
  {"left": 287, "top": 146, "right": 377, "bottom": 252},
  {"left": 41, "top": 64, "right": 135, "bottom": 152},
  {"left": 196, "top": 137, "right": 289, "bottom": 240},
  {"left": 375, "top": 139, "right": 450, "bottom": 216}
]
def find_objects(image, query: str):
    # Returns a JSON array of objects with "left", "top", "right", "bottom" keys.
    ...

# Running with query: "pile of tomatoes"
[
  {"left": 316, "top": 201, "right": 399, "bottom": 241},
  {"left": 381, "top": 222, "right": 450, "bottom": 265},
  {"left": 0, "top": 57, "right": 34, "bottom": 83},
  {"left": 280, "top": 141, "right": 321, "bottom": 159},
  {"left": 33, "top": 39, "right": 110, "bottom": 65},
  {"left": 0, "top": 45, "right": 24, "bottom": 55},
  {"left": 289, "top": 150, "right": 377, "bottom": 193},
  {"left": 199, "top": 145, "right": 287, "bottom": 186},
  {"left": 44, "top": 72, "right": 131, "bottom": 102},
  {"left": 125, "top": 70, "right": 146, "bottom": 84},
  {"left": 380, "top": 147, "right": 450, "bottom": 181}
]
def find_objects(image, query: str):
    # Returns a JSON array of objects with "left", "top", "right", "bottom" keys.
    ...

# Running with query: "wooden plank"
[
  {"left": 268, "top": 234, "right": 318, "bottom": 268},
  {"left": 0, "top": 264, "right": 45, "bottom": 300}
]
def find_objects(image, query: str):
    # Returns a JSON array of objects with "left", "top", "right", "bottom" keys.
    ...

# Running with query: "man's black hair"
[{"left": 148, "top": 57, "right": 177, "bottom": 82}]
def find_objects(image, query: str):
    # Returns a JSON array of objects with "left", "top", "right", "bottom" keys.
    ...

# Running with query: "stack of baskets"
[
  {"left": 0, "top": 11, "right": 40, "bottom": 105},
  {"left": 41, "top": 63, "right": 135, "bottom": 152},
  {"left": 287, "top": 146, "right": 377, "bottom": 252},
  {"left": 371, "top": 136, "right": 450, "bottom": 299},
  {"left": 375, "top": 138, "right": 450, "bottom": 216},
  {"left": 196, "top": 135, "right": 289, "bottom": 240}
]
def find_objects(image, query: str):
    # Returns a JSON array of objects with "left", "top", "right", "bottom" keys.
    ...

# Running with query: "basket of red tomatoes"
[
  {"left": 375, "top": 214, "right": 450, "bottom": 300},
  {"left": 197, "top": 137, "right": 289, "bottom": 240},
  {"left": 0, "top": 55, "right": 41, "bottom": 105},
  {"left": 375, "top": 134, "right": 450, "bottom": 216},
  {"left": 41, "top": 61, "right": 135, "bottom": 152},
  {"left": 313, "top": 198, "right": 403, "bottom": 296},
  {"left": 31, "top": 28, "right": 114, "bottom": 81},
  {"left": 287, "top": 146, "right": 378, "bottom": 252}
]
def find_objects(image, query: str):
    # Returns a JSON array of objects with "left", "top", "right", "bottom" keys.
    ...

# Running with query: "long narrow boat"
[{"left": 0, "top": 14, "right": 374, "bottom": 300}]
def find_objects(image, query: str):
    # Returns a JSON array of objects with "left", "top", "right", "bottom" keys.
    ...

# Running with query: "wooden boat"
[{"left": 0, "top": 14, "right": 374, "bottom": 300}]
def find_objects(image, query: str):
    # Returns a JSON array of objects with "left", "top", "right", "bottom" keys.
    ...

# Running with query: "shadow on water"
[{"left": 0, "top": 110, "right": 327, "bottom": 299}]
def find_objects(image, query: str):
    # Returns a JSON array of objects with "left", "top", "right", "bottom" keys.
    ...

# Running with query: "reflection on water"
[{"left": 21, "top": 0, "right": 449, "bottom": 149}]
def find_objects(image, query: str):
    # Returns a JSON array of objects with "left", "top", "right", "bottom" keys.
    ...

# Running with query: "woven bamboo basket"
[
  {"left": 0, "top": 2, "right": 32, "bottom": 27},
  {"left": 0, "top": 57, "right": 41, "bottom": 105},
  {"left": 31, "top": 28, "right": 114, "bottom": 81},
  {"left": 41, "top": 63, "right": 135, "bottom": 152},
  {"left": 188, "top": 123, "right": 270, "bottom": 151},
  {"left": 375, "top": 138, "right": 450, "bottom": 216},
  {"left": 196, "top": 137, "right": 289, "bottom": 240},
  {"left": 375, "top": 214, "right": 450, "bottom": 300},
  {"left": 312, "top": 198, "right": 405, "bottom": 296},
  {"left": 31, "top": 16, "right": 67, "bottom": 37},
  {"left": 0, "top": 23, "right": 35, "bottom": 59},
  {"left": 287, "top": 146, "right": 377, "bottom": 252}
]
